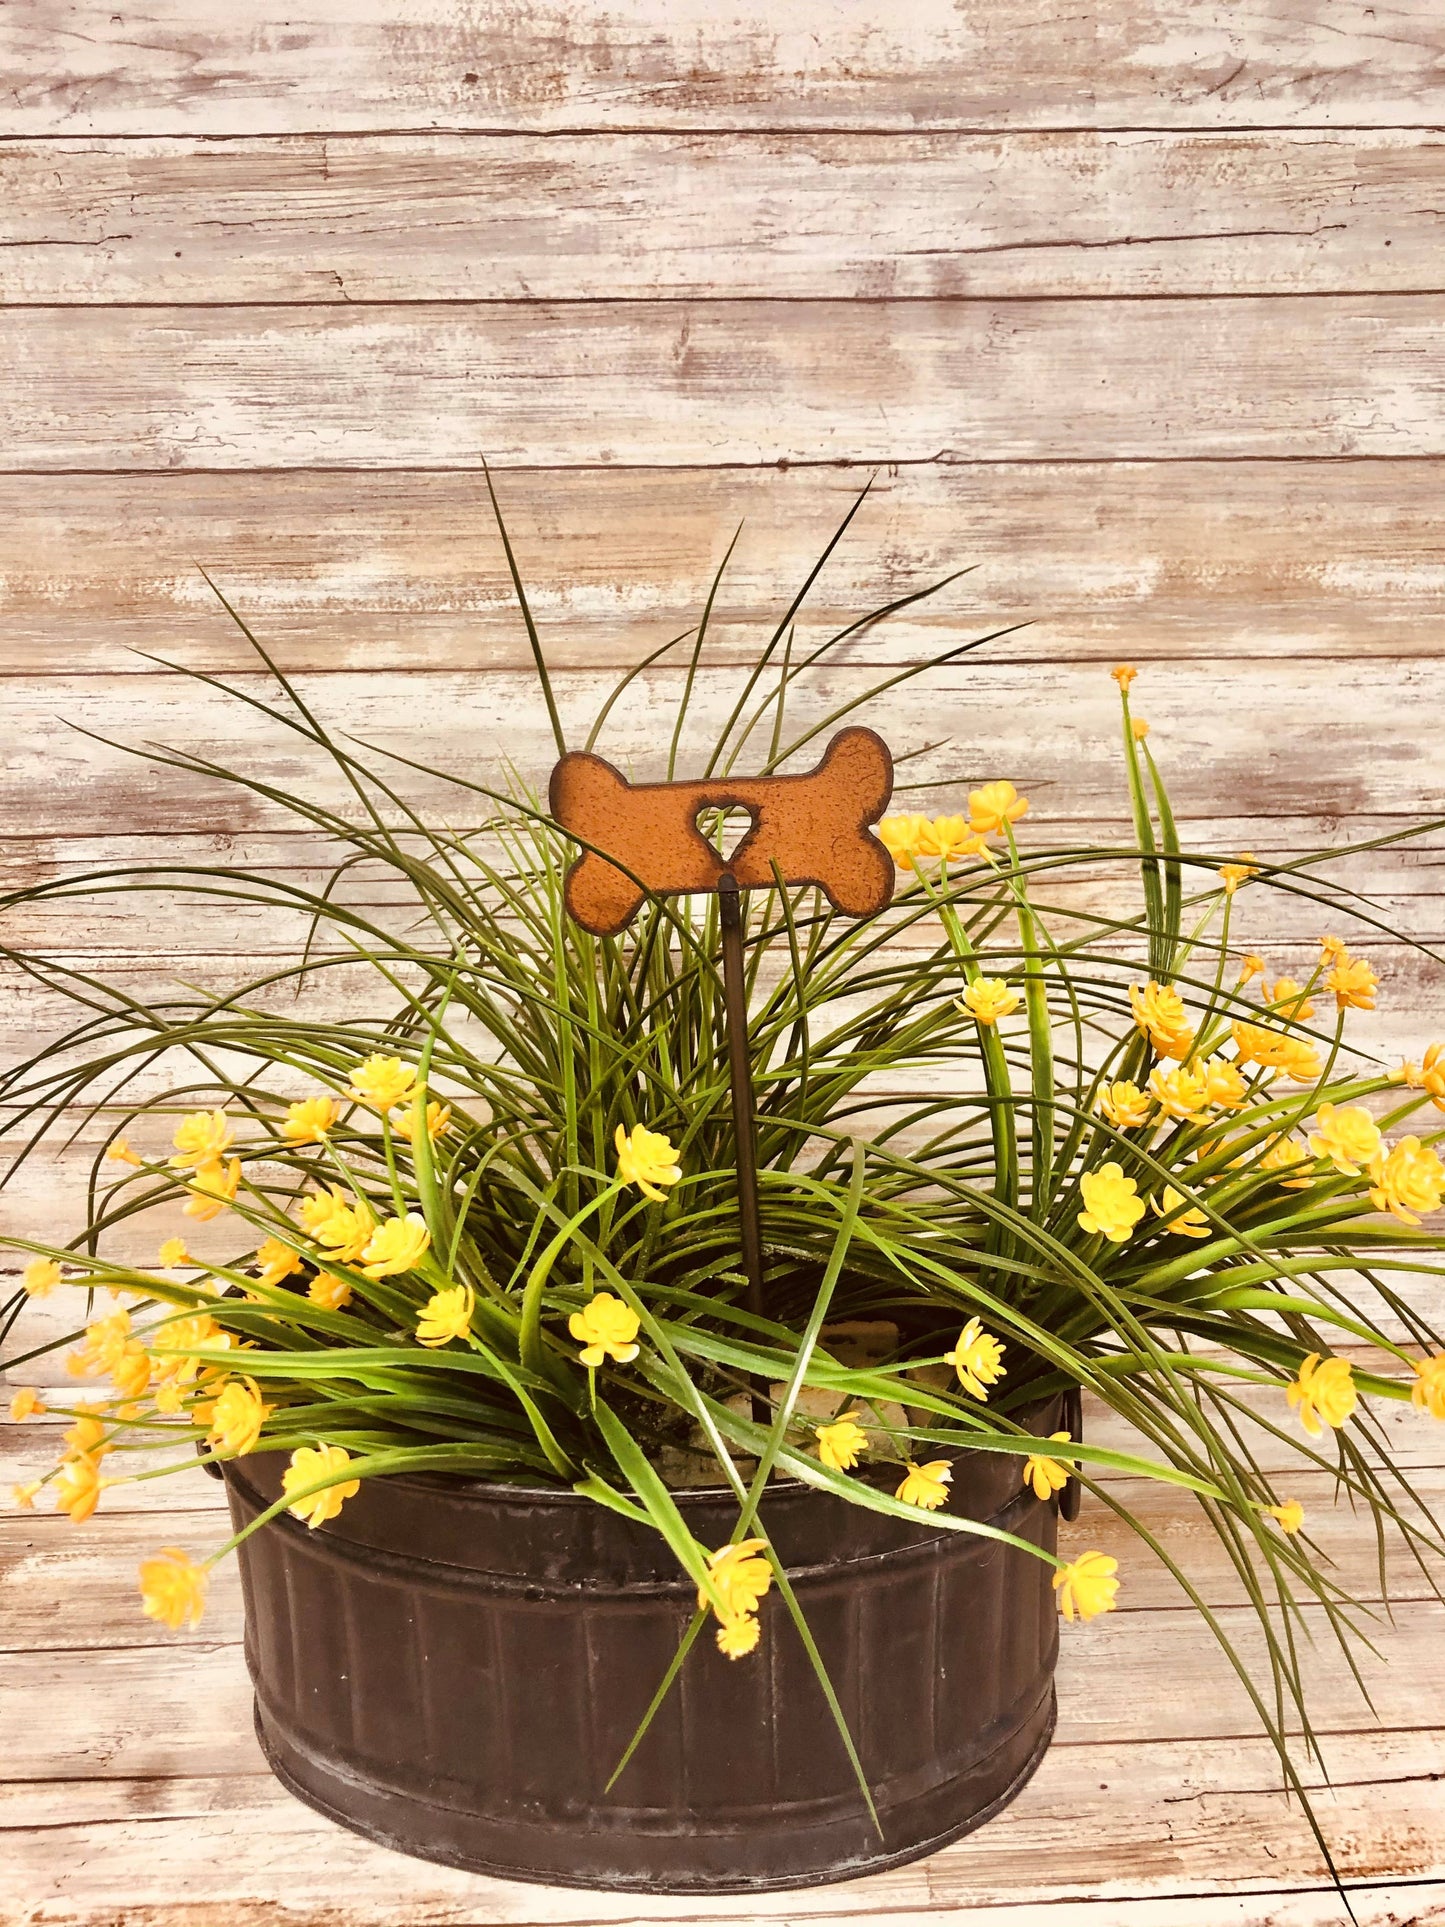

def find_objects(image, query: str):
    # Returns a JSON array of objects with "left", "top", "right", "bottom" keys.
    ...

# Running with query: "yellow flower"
[
  {"left": 8, "top": 1387, "right": 45, "bottom": 1421},
  {"left": 1319, "top": 934, "right": 1349, "bottom": 963},
  {"left": 157, "top": 1237, "right": 191, "bottom": 1268},
  {"left": 12, "top": 1482, "right": 40, "bottom": 1509},
  {"left": 614, "top": 1123, "right": 682, "bottom": 1203},
  {"left": 308, "top": 1271, "right": 354, "bottom": 1312},
  {"left": 1022, "top": 1433, "right": 1074, "bottom": 1501},
  {"left": 1421, "top": 1042, "right": 1445, "bottom": 1111},
  {"left": 360, "top": 1213, "right": 432, "bottom": 1280},
  {"left": 416, "top": 1283, "right": 476, "bottom": 1349},
  {"left": 346, "top": 1053, "right": 416, "bottom": 1112},
  {"left": 1368, "top": 1136, "right": 1445, "bottom": 1227},
  {"left": 106, "top": 1136, "right": 143, "bottom": 1167},
  {"left": 1260, "top": 1135, "right": 1312, "bottom": 1189},
  {"left": 1128, "top": 982, "right": 1194, "bottom": 1060},
  {"left": 815, "top": 1415, "right": 868, "bottom": 1470},
  {"left": 943, "top": 1317, "right": 1007, "bottom": 1399},
  {"left": 70, "top": 1310, "right": 132, "bottom": 1378},
  {"left": 1410, "top": 1354, "right": 1445, "bottom": 1421},
  {"left": 1218, "top": 855, "right": 1258, "bottom": 895},
  {"left": 64, "top": 1408, "right": 110, "bottom": 1458},
  {"left": 1152, "top": 1184, "right": 1210, "bottom": 1239},
  {"left": 23, "top": 1258, "right": 63, "bottom": 1298},
  {"left": 282, "top": 1444, "right": 360, "bottom": 1528},
  {"left": 1232, "top": 1023, "right": 1320, "bottom": 1082},
  {"left": 1307, "top": 1102, "right": 1382, "bottom": 1177},
  {"left": 1147, "top": 1063, "right": 1210, "bottom": 1120},
  {"left": 1077, "top": 1163, "right": 1146, "bottom": 1242},
  {"left": 138, "top": 1548, "right": 209, "bottom": 1630},
  {"left": 54, "top": 1454, "right": 105, "bottom": 1523},
  {"left": 1266, "top": 977, "right": 1315, "bottom": 1022},
  {"left": 170, "top": 1109, "right": 234, "bottom": 1171},
  {"left": 896, "top": 1460, "right": 953, "bottom": 1510},
  {"left": 1131, "top": 717, "right": 1150, "bottom": 740},
  {"left": 111, "top": 1341, "right": 152, "bottom": 1401},
  {"left": 1111, "top": 664, "right": 1138, "bottom": 691},
  {"left": 283, "top": 1096, "right": 342, "bottom": 1144},
  {"left": 1097, "top": 1080, "right": 1153, "bottom": 1129},
  {"left": 916, "top": 814, "right": 990, "bottom": 865},
  {"left": 877, "top": 812, "right": 929, "bottom": 870},
  {"left": 304, "top": 1186, "right": 374, "bottom": 1263},
  {"left": 569, "top": 1291, "right": 642, "bottom": 1367},
  {"left": 207, "top": 1377, "right": 271, "bottom": 1458},
  {"left": 967, "top": 780, "right": 1029, "bottom": 838},
  {"left": 960, "top": 977, "right": 1020, "bottom": 1026},
  {"left": 1200, "top": 1057, "right": 1248, "bottom": 1111},
  {"left": 1324, "top": 954, "right": 1379, "bottom": 1011},
  {"left": 700, "top": 1540, "right": 772, "bottom": 1659},
  {"left": 183, "top": 1156, "right": 241, "bottom": 1221},
  {"left": 715, "top": 1613, "right": 761, "bottom": 1659},
  {"left": 400, "top": 1098, "right": 453, "bottom": 1146},
  {"left": 1052, "top": 1550, "right": 1119, "bottom": 1622},
  {"left": 1275, "top": 1035, "right": 1323, "bottom": 1084},
  {"left": 1266, "top": 1500, "right": 1305, "bottom": 1535},
  {"left": 699, "top": 1539, "right": 773, "bottom": 1621},
  {"left": 150, "top": 1311, "right": 229, "bottom": 1387},
  {"left": 254, "top": 1237, "right": 304, "bottom": 1289},
  {"left": 1286, "top": 1353, "right": 1357, "bottom": 1437},
  {"left": 1237, "top": 954, "right": 1267, "bottom": 985}
]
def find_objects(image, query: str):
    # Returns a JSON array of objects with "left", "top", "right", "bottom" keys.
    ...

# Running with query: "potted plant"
[{"left": 6, "top": 493, "right": 1445, "bottom": 1892}]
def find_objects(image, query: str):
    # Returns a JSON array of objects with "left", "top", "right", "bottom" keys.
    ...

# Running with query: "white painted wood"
[
  {"left": 4, "top": 0, "right": 1445, "bottom": 136},
  {"left": 1, "top": 1731, "right": 1441, "bottom": 1916},
  {"left": 4, "top": 2, "right": 1445, "bottom": 1914},
  {"left": 3, "top": 132, "right": 1442, "bottom": 302},
  {"left": 2, "top": 463, "right": 1444, "bottom": 675},
  {"left": 3, "top": 661, "right": 1443, "bottom": 832},
  {"left": 5, "top": 299, "right": 1445, "bottom": 470}
]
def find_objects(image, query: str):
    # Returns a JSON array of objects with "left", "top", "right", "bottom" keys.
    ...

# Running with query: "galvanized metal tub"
[{"left": 219, "top": 1405, "right": 1064, "bottom": 1892}]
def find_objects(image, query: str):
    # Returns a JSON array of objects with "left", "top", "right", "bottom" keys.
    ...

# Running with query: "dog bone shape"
[{"left": 550, "top": 727, "right": 895, "bottom": 936}]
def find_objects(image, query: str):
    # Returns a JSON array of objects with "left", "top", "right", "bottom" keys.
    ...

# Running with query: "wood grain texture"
[
  {"left": 5, "top": 298, "right": 1445, "bottom": 470},
  {"left": 3, "top": 660, "right": 1441, "bottom": 832},
  {"left": 5, "top": 0, "right": 1445, "bottom": 1915},
  {"left": 3, "top": 131, "right": 1442, "bottom": 302},
  {"left": 3, "top": 463, "right": 1445, "bottom": 673},
  {"left": 5, "top": 0, "right": 1445, "bottom": 136},
  {"left": 1, "top": 1726, "right": 1440, "bottom": 1920}
]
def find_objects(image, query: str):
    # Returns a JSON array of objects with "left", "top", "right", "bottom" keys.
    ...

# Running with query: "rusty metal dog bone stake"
[{"left": 548, "top": 726, "right": 894, "bottom": 937}]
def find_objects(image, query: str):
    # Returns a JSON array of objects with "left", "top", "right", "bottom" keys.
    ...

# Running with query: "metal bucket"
[{"left": 220, "top": 1403, "right": 1064, "bottom": 1892}]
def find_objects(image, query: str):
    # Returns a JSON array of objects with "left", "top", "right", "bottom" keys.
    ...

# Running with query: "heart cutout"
[{"left": 698, "top": 805, "right": 756, "bottom": 866}]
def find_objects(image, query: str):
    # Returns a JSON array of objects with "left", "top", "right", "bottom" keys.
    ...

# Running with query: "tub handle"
[{"left": 1059, "top": 1385, "right": 1083, "bottom": 1523}]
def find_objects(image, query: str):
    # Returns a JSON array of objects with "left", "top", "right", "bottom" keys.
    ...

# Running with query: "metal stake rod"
[{"left": 717, "top": 872, "right": 769, "bottom": 1424}]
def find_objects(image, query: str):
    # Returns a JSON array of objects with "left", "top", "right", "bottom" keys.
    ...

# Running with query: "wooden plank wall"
[
  {"left": 4, "top": 10, "right": 1445, "bottom": 1920},
  {"left": 2, "top": 9, "right": 1444, "bottom": 1055}
]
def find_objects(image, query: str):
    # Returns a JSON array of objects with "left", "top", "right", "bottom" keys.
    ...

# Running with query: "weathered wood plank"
[
  {"left": 3, "top": 463, "right": 1444, "bottom": 675},
  {"left": 7, "top": 1463, "right": 1443, "bottom": 1648},
  {"left": 4, "top": 132, "right": 1443, "bottom": 303},
  {"left": 4, "top": 826, "right": 1442, "bottom": 907},
  {"left": 3, "top": 1732, "right": 1442, "bottom": 1920},
  {"left": 4, "top": 661, "right": 1444, "bottom": 833},
  {"left": 5, "top": 299, "right": 1445, "bottom": 470},
  {"left": 5, "top": 0, "right": 1445, "bottom": 135},
  {"left": 2, "top": 863, "right": 1437, "bottom": 953}
]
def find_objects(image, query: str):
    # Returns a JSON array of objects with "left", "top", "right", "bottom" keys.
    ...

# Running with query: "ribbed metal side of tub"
[{"left": 220, "top": 1409, "right": 1063, "bottom": 1892}]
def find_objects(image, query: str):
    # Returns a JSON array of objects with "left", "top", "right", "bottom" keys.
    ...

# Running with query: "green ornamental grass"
[{"left": 4, "top": 485, "right": 1445, "bottom": 1850}]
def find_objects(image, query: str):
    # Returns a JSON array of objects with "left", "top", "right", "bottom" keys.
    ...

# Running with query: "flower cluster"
[{"left": 877, "top": 779, "right": 1029, "bottom": 873}]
